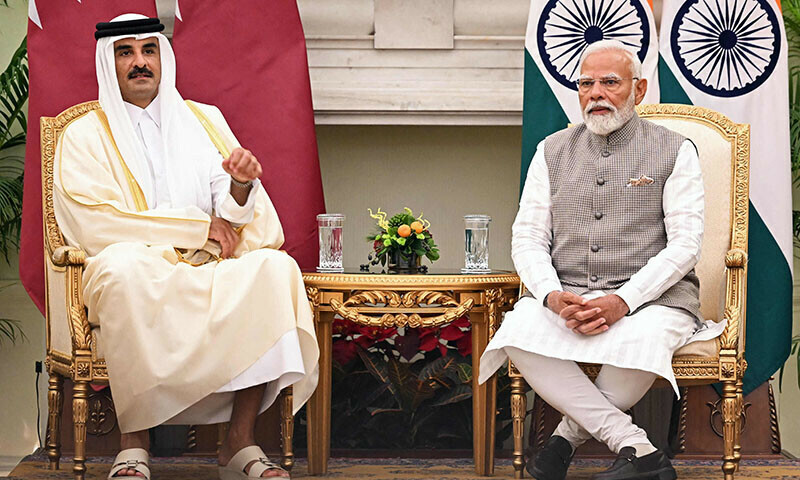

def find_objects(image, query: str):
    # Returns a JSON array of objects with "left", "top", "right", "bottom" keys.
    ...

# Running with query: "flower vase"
[{"left": 389, "top": 251, "right": 421, "bottom": 273}]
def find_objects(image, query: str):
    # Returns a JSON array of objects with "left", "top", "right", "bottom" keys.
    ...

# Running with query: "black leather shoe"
[
  {"left": 525, "top": 435, "right": 574, "bottom": 480},
  {"left": 591, "top": 447, "right": 677, "bottom": 480}
]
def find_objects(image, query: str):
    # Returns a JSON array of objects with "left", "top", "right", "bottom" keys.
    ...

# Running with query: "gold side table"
[{"left": 302, "top": 269, "right": 520, "bottom": 476}]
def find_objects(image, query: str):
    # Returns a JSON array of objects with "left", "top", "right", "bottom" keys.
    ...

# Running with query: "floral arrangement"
[
  {"left": 366, "top": 207, "right": 440, "bottom": 267},
  {"left": 332, "top": 316, "right": 472, "bottom": 366},
  {"left": 289, "top": 317, "right": 514, "bottom": 450},
  {"left": 327, "top": 318, "right": 477, "bottom": 449}
]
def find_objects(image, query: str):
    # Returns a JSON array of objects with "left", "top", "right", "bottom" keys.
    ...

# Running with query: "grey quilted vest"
[{"left": 543, "top": 113, "right": 701, "bottom": 319}]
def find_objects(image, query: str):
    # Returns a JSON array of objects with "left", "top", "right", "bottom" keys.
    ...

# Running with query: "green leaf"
[
  {"left": 0, "top": 317, "right": 26, "bottom": 346},
  {"left": 357, "top": 348, "right": 396, "bottom": 396},
  {"left": 367, "top": 407, "right": 403, "bottom": 416},
  {"left": 418, "top": 355, "right": 456, "bottom": 382},
  {"left": 455, "top": 363, "right": 472, "bottom": 383},
  {"left": 0, "top": 36, "right": 28, "bottom": 151},
  {"left": 0, "top": 35, "right": 27, "bottom": 264},
  {"left": 396, "top": 237, "right": 406, "bottom": 246},
  {"left": 429, "top": 385, "right": 472, "bottom": 406},
  {"left": 416, "top": 233, "right": 424, "bottom": 239}
]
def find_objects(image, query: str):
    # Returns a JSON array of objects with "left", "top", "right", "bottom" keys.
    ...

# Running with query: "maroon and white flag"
[
  {"left": 172, "top": 0, "right": 325, "bottom": 270},
  {"left": 21, "top": 0, "right": 159, "bottom": 313}
]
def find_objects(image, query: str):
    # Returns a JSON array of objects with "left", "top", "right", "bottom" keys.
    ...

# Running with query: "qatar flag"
[
  {"left": 172, "top": 0, "right": 325, "bottom": 271},
  {"left": 20, "top": 0, "right": 158, "bottom": 313}
]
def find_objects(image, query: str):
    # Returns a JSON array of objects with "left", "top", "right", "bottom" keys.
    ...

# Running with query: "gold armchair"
[
  {"left": 507, "top": 104, "right": 750, "bottom": 480},
  {"left": 41, "top": 101, "right": 296, "bottom": 480}
]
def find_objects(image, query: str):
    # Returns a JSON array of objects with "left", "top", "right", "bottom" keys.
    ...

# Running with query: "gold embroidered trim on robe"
[
  {"left": 95, "top": 110, "right": 148, "bottom": 212},
  {"left": 186, "top": 100, "right": 232, "bottom": 158}
]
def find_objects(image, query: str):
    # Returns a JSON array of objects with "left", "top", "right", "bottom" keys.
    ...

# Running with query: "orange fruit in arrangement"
[
  {"left": 410, "top": 221, "right": 424, "bottom": 233},
  {"left": 398, "top": 224, "right": 412, "bottom": 237}
]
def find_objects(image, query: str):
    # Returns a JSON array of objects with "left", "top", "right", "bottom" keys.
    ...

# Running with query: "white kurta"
[
  {"left": 53, "top": 102, "right": 319, "bottom": 433},
  {"left": 479, "top": 139, "right": 725, "bottom": 394}
]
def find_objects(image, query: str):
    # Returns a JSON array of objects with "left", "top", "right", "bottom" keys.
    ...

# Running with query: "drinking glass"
[
  {"left": 317, "top": 214, "right": 345, "bottom": 272},
  {"left": 462, "top": 214, "right": 491, "bottom": 273}
]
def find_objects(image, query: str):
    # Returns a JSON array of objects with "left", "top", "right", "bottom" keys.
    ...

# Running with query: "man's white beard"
[{"left": 582, "top": 89, "right": 636, "bottom": 136}]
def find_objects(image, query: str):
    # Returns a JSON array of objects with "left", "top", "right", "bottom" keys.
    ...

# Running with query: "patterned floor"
[{"left": 9, "top": 455, "right": 800, "bottom": 479}]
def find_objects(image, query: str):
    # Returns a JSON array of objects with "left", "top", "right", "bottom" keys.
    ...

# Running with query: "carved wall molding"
[{"left": 299, "top": 0, "right": 529, "bottom": 125}]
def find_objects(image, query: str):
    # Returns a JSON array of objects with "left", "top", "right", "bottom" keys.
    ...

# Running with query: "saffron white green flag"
[
  {"left": 659, "top": 0, "right": 792, "bottom": 394},
  {"left": 521, "top": 0, "right": 660, "bottom": 187}
]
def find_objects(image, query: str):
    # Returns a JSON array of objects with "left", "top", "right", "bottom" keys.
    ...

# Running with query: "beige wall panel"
[{"left": 316, "top": 125, "right": 521, "bottom": 272}]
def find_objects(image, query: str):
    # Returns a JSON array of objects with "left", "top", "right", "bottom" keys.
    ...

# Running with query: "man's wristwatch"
[{"left": 230, "top": 177, "right": 253, "bottom": 189}]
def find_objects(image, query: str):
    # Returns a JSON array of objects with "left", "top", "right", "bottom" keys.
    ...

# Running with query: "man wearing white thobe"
[
  {"left": 53, "top": 14, "right": 319, "bottom": 479},
  {"left": 478, "top": 40, "right": 724, "bottom": 480}
]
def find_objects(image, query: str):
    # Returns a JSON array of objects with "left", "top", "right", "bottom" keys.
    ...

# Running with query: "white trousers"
[{"left": 507, "top": 347, "right": 656, "bottom": 453}]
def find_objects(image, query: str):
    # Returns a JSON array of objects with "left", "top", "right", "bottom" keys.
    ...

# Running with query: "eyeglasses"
[{"left": 575, "top": 77, "right": 639, "bottom": 92}]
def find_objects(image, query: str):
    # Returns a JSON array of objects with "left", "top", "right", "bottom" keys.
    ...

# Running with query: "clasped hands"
[
  {"left": 209, "top": 148, "right": 262, "bottom": 258},
  {"left": 546, "top": 291, "right": 630, "bottom": 336}
]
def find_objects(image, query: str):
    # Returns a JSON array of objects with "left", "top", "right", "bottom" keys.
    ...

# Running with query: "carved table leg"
[
  {"left": 47, "top": 374, "right": 64, "bottom": 470},
  {"left": 509, "top": 362, "right": 527, "bottom": 479},
  {"left": 280, "top": 386, "right": 294, "bottom": 471},
  {"left": 308, "top": 310, "right": 333, "bottom": 475},
  {"left": 72, "top": 380, "right": 89, "bottom": 480},
  {"left": 472, "top": 299, "right": 497, "bottom": 476}
]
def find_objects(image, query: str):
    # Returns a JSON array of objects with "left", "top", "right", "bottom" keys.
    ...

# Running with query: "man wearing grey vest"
[{"left": 478, "top": 40, "right": 725, "bottom": 480}]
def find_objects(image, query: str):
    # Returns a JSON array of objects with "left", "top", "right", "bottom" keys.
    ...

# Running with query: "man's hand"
[
  {"left": 222, "top": 147, "right": 262, "bottom": 183},
  {"left": 208, "top": 216, "right": 240, "bottom": 258},
  {"left": 547, "top": 291, "right": 606, "bottom": 336},
  {"left": 563, "top": 294, "right": 630, "bottom": 336},
  {"left": 546, "top": 290, "right": 588, "bottom": 315}
]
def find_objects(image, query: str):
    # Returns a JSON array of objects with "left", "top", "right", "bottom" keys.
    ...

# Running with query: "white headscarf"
[{"left": 95, "top": 13, "right": 222, "bottom": 213}]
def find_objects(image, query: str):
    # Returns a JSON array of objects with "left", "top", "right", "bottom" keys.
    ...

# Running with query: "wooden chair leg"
[
  {"left": 721, "top": 379, "right": 737, "bottom": 480},
  {"left": 280, "top": 386, "right": 295, "bottom": 471},
  {"left": 217, "top": 422, "right": 229, "bottom": 455},
  {"left": 72, "top": 380, "right": 89, "bottom": 480},
  {"left": 46, "top": 374, "right": 64, "bottom": 470},
  {"left": 509, "top": 362, "right": 527, "bottom": 479}
]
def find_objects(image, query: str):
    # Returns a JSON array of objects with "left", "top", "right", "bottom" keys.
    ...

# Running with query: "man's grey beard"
[{"left": 582, "top": 88, "right": 636, "bottom": 136}]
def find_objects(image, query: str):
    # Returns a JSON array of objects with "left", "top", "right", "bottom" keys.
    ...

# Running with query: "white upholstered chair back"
[{"left": 637, "top": 104, "right": 749, "bottom": 325}]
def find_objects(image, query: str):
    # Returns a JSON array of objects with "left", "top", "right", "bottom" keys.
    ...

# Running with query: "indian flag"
[
  {"left": 520, "top": 0, "right": 660, "bottom": 188},
  {"left": 660, "top": 0, "right": 792, "bottom": 395}
]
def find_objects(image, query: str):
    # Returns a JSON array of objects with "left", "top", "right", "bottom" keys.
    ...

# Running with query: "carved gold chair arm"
[
  {"left": 720, "top": 248, "right": 748, "bottom": 353},
  {"left": 52, "top": 246, "right": 91, "bottom": 352},
  {"left": 329, "top": 297, "right": 475, "bottom": 329},
  {"left": 52, "top": 246, "right": 87, "bottom": 267}
]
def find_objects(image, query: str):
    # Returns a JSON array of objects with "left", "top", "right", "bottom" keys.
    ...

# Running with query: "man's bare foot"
[
  {"left": 219, "top": 438, "right": 288, "bottom": 478},
  {"left": 112, "top": 431, "right": 149, "bottom": 477}
]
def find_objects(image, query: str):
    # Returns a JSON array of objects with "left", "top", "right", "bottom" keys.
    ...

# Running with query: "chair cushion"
[
  {"left": 92, "top": 327, "right": 105, "bottom": 362},
  {"left": 673, "top": 337, "right": 719, "bottom": 358}
]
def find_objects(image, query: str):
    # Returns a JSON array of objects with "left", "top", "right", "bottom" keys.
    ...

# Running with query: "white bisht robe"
[{"left": 53, "top": 102, "right": 319, "bottom": 433}]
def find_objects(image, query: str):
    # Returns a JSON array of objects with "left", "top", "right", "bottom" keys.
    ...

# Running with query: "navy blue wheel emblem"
[
  {"left": 537, "top": 0, "right": 650, "bottom": 91},
  {"left": 671, "top": 0, "right": 781, "bottom": 97}
]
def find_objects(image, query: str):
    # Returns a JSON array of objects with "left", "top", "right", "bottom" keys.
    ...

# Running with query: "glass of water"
[
  {"left": 317, "top": 214, "right": 345, "bottom": 272},
  {"left": 462, "top": 214, "right": 491, "bottom": 273}
]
